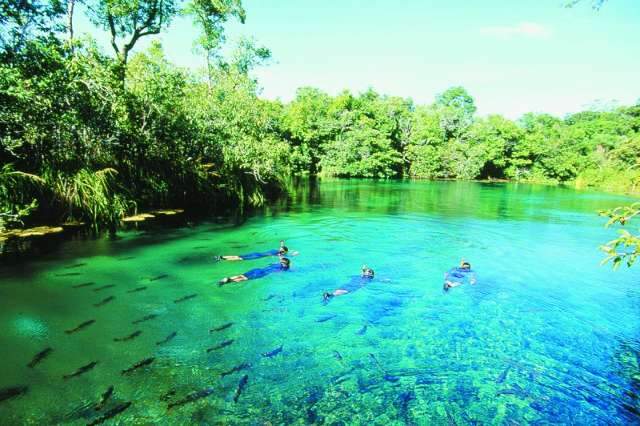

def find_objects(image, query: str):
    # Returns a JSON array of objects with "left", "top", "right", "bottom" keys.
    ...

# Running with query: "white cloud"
[{"left": 480, "top": 22, "right": 552, "bottom": 40}]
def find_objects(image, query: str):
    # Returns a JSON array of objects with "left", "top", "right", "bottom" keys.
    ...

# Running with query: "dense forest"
[{"left": 1, "top": 0, "right": 639, "bottom": 232}]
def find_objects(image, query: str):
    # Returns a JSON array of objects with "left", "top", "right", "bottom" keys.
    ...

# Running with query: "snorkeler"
[
  {"left": 215, "top": 240, "right": 297, "bottom": 261},
  {"left": 218, "top": 257, "right": 291, "bottom": 286},
  {"left": 443, "top": 260, "right": 477, "bottom": 291},
  {"left": 322, "top": 265, "right": 375, "bottom": 302}
]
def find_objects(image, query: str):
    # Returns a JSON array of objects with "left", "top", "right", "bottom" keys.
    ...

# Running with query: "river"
[{"left": 1, "top": 180, "right": 639, "bottom": 424}]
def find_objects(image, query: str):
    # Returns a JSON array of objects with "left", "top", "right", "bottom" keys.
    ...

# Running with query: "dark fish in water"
[
  {"left": 156, "top": 331, "right": 177, "bottom": 345},
  {"left": 72, "top": 282, "right": 96, "bottom": 289},
  {"left": 94, "top": 296, "right": 115, "bottom": 307},
  {"left": 316, "top": 314, "right": 336, "bottom": 323},
  {"left": 207, "top": 339, "right": 234, "bottom": 352},
  {"left": 127, "top": 286, "right": 147, "bottom": 293},
  {"left": 117, "top": 256, "right": 136, "bottom": 261},
  {"left": 383, "top": 374, "right": 400, "bottom": 382},
  {"left": 88, "top": 401, "right": 131, "bottom": 426},
  {"left": 27, "top": 347, "right": 53, "bottom": 368},
  {"left": 356, "top": 324, "right": 368, "bottom": 335},
  {"left": 93, "top": 284, "right": 115, "bottom": 292},
  {"left": 262, "top": 345, "right": 283, "bottom": 358},
  {"left": 65, "top": 319, "right": 96, "bottom": 334},
  {"left": 0, "top": 386, "right": 28, "bottom": 403},
  {"left": 192, "top": 246, "right": 207, "bottom": 250},
  {"left": 220, "top": 362, "right": 251, "bottom": 378},
  {"left": 174, "top": 294, "right": 197, "bottom": 303},
  {"left": 333, "top": 350, "right": 343, "bottom": 361},
  {"left": 233, "top": 375, "right": 248, "bottom": 403},
  {"left": 122, "top": 357, "right": 155, "bottom": 375},
  {"left": 496, "top": 365, "right": 511, "bottom": 384},
  {"left": 261, "top": 295, "right": 276, "bottom": 301},
  {"left": 149, "top": 274, "right": 168, "bottom": 281},
  {"left": 65, "top": 263, "right": 87, "bottom": 269},
  {"left": 167, "top": 388, "right": 215, "bottom": 410},
  {"left": 63, "top": 361, "right": 98, "bottom": 380},
  {"left": 132, "top": 314, "right": 158, "bottom": 324},
  {"left": 160, "top": 389, "right": 176, "bottom": 402},
  {"left": 95, "top": 386, "right": 114, "bottom": 411},
  {"left": 114, "top": 330, "right": 142, "bottom": 342},
  {"left": 210, "top": 322, "right": 233, "bottom": 332},
  {"left": 56, "top": 272, "right": 81, "bottom": 277}
]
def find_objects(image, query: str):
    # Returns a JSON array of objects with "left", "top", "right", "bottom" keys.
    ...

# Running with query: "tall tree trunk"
[{"left": 67, "top": 0, "right": 75, "bottom": 45}]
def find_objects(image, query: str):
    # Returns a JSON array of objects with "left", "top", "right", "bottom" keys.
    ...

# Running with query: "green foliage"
[
  {"left": 600, "top": 203, "right": 640, "bottom": 269},
  {"left": 1, "top": 0, "right": 639, "bottom": 233}
]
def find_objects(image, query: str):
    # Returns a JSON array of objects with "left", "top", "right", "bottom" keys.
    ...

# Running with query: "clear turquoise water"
[{"left": 1, "top": 180, "right": 640, "bottom": 425}]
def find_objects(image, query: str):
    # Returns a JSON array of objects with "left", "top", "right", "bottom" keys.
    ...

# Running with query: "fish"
[
  {"left": 127, "top": 286, "right": 147, "bottom": 293},
  {"left": 167, "top": 388, "right": 215, "bottom": 410},
  {"left": 333, "top": 350, "right": 343, "bottom": 361},
  {"left": 496, "top": 365, "right": 511, "bottom": 384},
  {"left": 27, "top": 347, "right": 53, "bottom": 368},
  {"left": 94, "top": 296, "right": 115, "bottom": 307},
  {"left": 174, "top": 294, "right": 197, "bottom": 303},
  {"left": 233, "top": 375, "right": 248, "bottom": 403},
  {"left": 56, "top": 272, "right": 82, "bottom": 277},
  {"left": 149, "top": 274, "right": 168, "bottom": 281},
  {"left": 113, "top": 330, "right": 142, "bottom": 342},
  {"left": 192, "top": 246, "right": 207, "bottom": 250},
  {"left": 65, "top": 319, "right": 96, "bottom": 334},
  {"left": 261, "top": 345, "right": 283, "bottom": 358},
  {"left": 316, "top": 314, "right": 336, "bottom": 323},
  {"left": 210, "top": 322, "right": 234, "bottom": 332},
  {"left": 94, "top": 385, "right": 114, "bottom": 411},
  {"left": 63, "top": 361, "right": 98, "bottom": 380},
  {"left": 132, "top": 314, "right": 158, "bottom": 325},
  {"left": 207, "top": 339, "right": 234, "bottom": 352},
  {"left": 88, "top": 401, "right": 132, "bottom": 426},
  {"left": 0, "top": 386, "right": 28, "bottom": 403},
  {"left": 261, "top": 295, "right": 276, "bottom": 301},
  {"left": 117, "top": 256, "right": 136, "bottom": 261},
  {"left": 156, "top": 331, "right": 177, "bottom": 346},
  {"left": 72, "top": 282, "right": 96, "bottom": 289},
  {"left": 356, "top": 324, "right": 368, "bottom": 335},
  {"left": 65, "top": 263, "right": 87, "bottom": 269},
  {"left": 220, "top": 362, "right": 251, "bottom": 378},
  {"left": 93, "top": 284, "right": 115, "bottom": 292},
  {"left": 121, "top": 357, "right": 155, "bottom": 375}
]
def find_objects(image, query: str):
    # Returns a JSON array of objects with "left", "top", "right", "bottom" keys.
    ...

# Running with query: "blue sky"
[{"left": 76, "top": 0, "right": 640, "bottom": 119}]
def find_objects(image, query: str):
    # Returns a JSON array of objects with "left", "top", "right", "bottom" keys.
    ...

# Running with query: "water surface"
[{"left": 1, "top": 180, "right": 639, "bottom": 424}]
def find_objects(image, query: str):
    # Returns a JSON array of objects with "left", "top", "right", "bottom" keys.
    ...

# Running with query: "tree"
[
  {"left": 88, "top": 0, "right": 179, "bottom": 82},
  {"left": 600, "top": 203, "right": 640, "bottom": 269},
  {"left": 185, "top": 0, "right": 245, "bottom": 82}
]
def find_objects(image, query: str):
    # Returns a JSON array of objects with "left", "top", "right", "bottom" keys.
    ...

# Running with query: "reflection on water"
[{"left": 0, "top": 179, "right": 639, "bottom": 424}]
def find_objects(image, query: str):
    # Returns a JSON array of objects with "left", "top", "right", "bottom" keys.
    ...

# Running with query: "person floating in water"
[
  {"left": 443, "top": 260, "right": 477, "bottom": 291},
  {"left": 218, "top": 257, "right": 291, "bottom": 286},
  {"left": 323, "top": 265, "right": 375, "bottom": 302},
  {"left": 216, "top": 240, "right": 297, "bottom": 261}
]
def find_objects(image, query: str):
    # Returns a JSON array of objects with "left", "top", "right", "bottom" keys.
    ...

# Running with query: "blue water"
[{"left": 0, "top": 180, "right": 639, "bottom": 424}]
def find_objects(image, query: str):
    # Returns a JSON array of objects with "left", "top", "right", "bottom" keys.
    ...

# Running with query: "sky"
[{"left": 75, "top": 0, "right": 640, "bottom": 119}]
